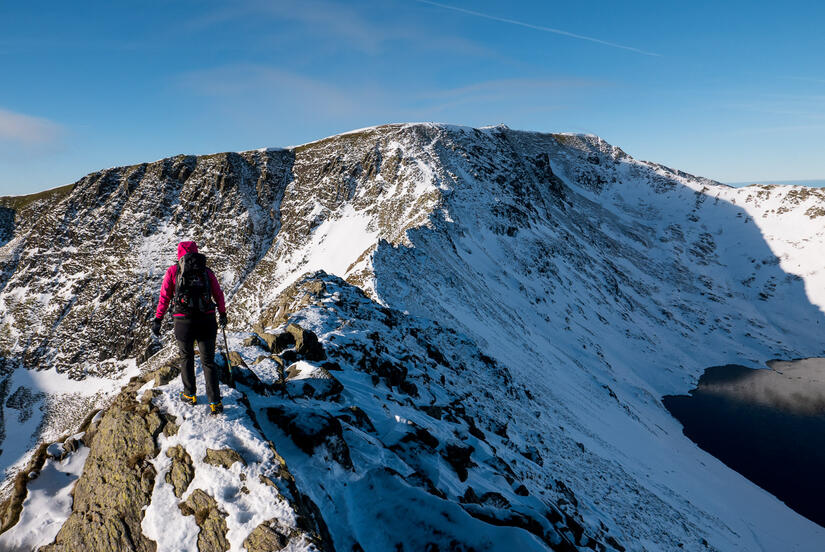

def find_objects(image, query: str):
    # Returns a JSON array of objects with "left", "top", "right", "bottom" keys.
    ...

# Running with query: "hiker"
[{"left": 152, "top": 241, "right": 228, "bottom": 414}]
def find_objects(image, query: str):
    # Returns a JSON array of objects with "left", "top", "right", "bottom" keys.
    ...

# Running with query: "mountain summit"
[{"left": 0, "top": 123, "right": 824, "bottom": 550}]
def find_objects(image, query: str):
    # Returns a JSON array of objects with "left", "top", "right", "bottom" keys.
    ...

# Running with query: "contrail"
[{"left": 414, "top": 0, "right": 661, "bottom": 57}]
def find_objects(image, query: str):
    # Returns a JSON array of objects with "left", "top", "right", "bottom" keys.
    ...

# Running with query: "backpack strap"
[{"left": 173, "top": 262, "right": 182, "bottom": 300}]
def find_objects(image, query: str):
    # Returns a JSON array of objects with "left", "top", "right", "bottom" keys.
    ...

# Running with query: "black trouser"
[{"left": 174, "top": 315, "right": 221, "bottom": 404}]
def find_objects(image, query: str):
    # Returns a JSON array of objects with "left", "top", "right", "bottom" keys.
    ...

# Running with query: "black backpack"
[{"left": 173, "top": 252, "right": 216, "bottom": 316}]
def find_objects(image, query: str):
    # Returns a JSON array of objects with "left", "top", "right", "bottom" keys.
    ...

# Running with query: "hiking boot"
[
  {"left": 180, "top": 392, "right": 197, "bottom": 405},
  {"left": 209, "top": 402, "right": 223, "bottom": 415}
]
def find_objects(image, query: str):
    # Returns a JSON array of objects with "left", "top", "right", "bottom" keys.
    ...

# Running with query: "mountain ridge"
[{"left": 1, "top": 123, "right": 824, "bottom": 550}]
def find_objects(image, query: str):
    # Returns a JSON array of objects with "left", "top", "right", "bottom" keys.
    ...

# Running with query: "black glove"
[
  {"left": 151, "top": 317, "right": 162, "bottom": 337},
  {"left": 219, "top": 313, "right": 227, "bottom": 328}
]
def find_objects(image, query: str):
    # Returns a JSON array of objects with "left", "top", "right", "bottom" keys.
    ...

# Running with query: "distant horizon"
[
  {"left": 2, "top": 0, "right": 823, "bottom": 194},
  {"left": 726, "top": 179, "right": 825, "bottom": 187}
]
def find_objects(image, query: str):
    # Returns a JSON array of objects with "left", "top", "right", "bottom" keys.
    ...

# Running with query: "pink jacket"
[{"left": 155, "top": 241, "right": 226, "bottom": 319}]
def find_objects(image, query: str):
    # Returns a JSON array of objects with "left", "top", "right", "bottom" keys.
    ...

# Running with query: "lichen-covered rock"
[
  {"left": 203, "top": 448, "right": 246, "bottom": 470},
  {"left": 243, "top": 516, "right": 328, "bottom": 552},
  {"left": 153, "top": 362, "right": 180, "bottom": 387},
  {"left": 165, "top": 445, "right": 194, "bottom": 498},
  {"left": 41, "top": 373, "right": 165, "bottom": 552},
  {"left": 178, "top": 489, "right": 230, "bottom": 552},
  {"left": 243, "top": 519, "right": 290, "bottom": 551},
  {"left": 163, "top": 418, "right": 180, "bottom": 437}
]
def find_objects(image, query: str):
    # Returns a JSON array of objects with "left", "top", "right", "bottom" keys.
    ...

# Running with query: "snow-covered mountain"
[{"left": 1, "top": 123, "right": 824, "bottom": 550}]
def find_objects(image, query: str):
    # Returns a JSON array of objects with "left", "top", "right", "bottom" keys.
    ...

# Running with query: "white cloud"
[{"left": 0, "top": 108, "right": 62, "bottom": 146}]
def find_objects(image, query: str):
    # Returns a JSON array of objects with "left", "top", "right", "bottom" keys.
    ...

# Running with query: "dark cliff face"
[{"left": 0, "top": 152, "right": 294, "bottom": 376}]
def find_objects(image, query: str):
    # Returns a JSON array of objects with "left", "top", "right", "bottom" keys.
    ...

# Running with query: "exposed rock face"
[
  {"left": 0, "top": 152, "right": 293, "bottom": 376},
  {"left": 41, "top": 373, "right": 168, "bottom": 552},
  {"left": 285, "top": 324, "right": 326, "bottom": 361}
]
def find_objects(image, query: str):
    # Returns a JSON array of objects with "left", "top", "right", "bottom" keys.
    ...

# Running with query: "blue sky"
[{"left": 1, "top": 0, "right": 823, "bottom": 195}]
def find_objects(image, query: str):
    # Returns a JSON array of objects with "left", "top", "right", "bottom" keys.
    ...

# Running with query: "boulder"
[
  {"left": 266, "top": 406, "right": 352, "bottom": 469},
  {"left": 375, "top": 360, "right": 407, "bottom": 388},
  {"left": 243, "top": 334, "right": 265, "bottom": 348},
  {"left": 253, "top": 328, "right": 295, "bottom": 354},
  {"left": 243, "top": 515, "right": 328, "bottom": 552},
  {"left": 280, "top": 349, "right": 299, "bottom": 364},
  {"left": 231, "top": 365, "right": 277, "bottom": 396},
  {"left": 243, "top": 520, "right": 290, "bottom": 552},
  {"left": 227, "top": 351, "right": 248, "bottom": 368},
  {"left": 336, "top": 405, "right": 376, "bottom": 433},
  {"left": 273, "top": 332, "right": 297, "bottom": 354},
  {"left": 203, "top": 448, "right": 246, "bottom": 470},
  {"left": 163, "top": 419, "right": 180, "bottom": 437},
  {"left": 165, "top": 445, "right": 194, "bottom": 498},
  {"left": 443, "top": 443, "right": 475, "bottom": 482},
  {"left": 178, "top": 489, "right": 230, "bottom": 552},
  {"left": 286, "top": 324, "right": 326, "bottom": 361},
  {"left": 153, "top": 362, "right": 180, "bottom": 387},
  {"left": 284, "top": 362, "right": 343, "bottom": 401}
]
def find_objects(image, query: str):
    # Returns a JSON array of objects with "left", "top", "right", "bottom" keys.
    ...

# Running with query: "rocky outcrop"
[
  {"left": 243, "top": 520, "right": 291, "bottom": 552},
  {"left": 165, "top": 445, "right": 194, "bottom": 498},
  {"left": 284, "top": 362, "right": 343, "bottom": 400},
  {"left": 243, "top": 517, "right": 327, "bottom": 552},
  {"left": 178, "top": 489, "right": 230, "bottom": 552},
  {"left": 203, "top": 448, "right": 246, "bottom": 470},
  {"left": 20, "top": 355, "right": 336, "bottom": 552},
  {"left": 41, "top": 371, "right": 171, "bottom": 552},
  {"left": 266, "top": 406, "right": 353, "bottom": 470},
  {"left": 285, "top": 324, "right": 326, "bottom": 361}
]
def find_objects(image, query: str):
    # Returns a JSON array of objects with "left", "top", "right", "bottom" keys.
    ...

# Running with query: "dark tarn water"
[{"left": 663, "top": 358, "right": 825, "bottom": 528}]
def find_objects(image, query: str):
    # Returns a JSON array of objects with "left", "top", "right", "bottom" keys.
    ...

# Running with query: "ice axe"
[{"left": 221, "top": 326, "right": 236, "bottom": 389}]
